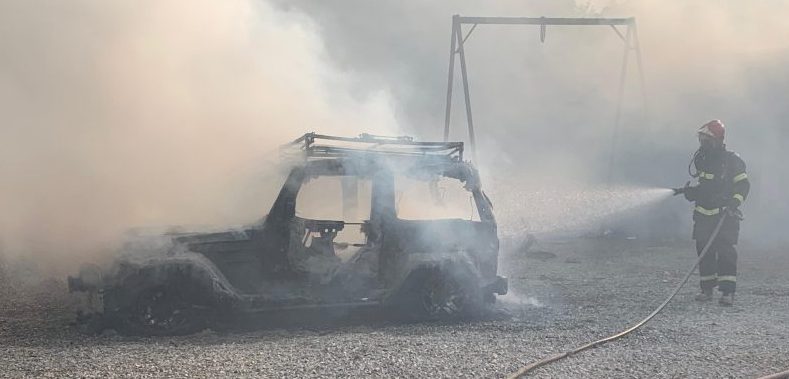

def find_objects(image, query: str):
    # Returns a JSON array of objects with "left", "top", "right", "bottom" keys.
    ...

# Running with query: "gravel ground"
[{"left": 1, "top": 237, "right": 787, "bottom": 378}]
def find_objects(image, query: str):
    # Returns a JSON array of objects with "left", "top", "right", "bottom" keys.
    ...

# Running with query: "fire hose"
[
  {"left": 756, "top": 369, "right": 789, "bottom": 379},
  {"left": 507, "top": 209, "right": 732, "bottom": 378}
]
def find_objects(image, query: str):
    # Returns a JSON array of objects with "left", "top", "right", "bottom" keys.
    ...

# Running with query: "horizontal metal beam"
[{"left": 456, "top": 16, "right": 634, "bottom": 26}]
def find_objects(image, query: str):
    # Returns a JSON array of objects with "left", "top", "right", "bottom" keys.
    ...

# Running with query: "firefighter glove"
[
  {"left": 725, "top": 206, "right": 744, "bottom": 220},
  {"left": 681, "top": 181, "right": 698, "bottom": 201}
]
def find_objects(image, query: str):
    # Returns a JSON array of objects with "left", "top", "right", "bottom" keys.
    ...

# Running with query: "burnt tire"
[
  {"left": 400, "top": 266, "right": 483, "bottom": 321},
  {"left": 111, "top": 273, "right": 216, "bottom": 336}
]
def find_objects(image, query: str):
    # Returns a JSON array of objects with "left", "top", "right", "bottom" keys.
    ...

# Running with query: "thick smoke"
[
  {"left": 2, "top": 0, "right": 788, "bottom": 277},
  {"left": 278, "top": 0, "right": 789, "bottom": 243},
  {"left": 0, "top": 0, "right": 398, "bottom": 272}
]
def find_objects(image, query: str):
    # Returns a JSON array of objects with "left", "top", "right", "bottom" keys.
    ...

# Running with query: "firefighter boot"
[
  {"left": 694, "top": 289, "right": 713, "bottom": 302},
  {"left": 719, "top": 293, "right": 734, "bottom": 306}
]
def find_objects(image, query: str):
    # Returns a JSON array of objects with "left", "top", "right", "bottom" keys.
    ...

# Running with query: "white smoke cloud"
[
  {"left": 0, "top": 0, "right": 399, "bottom": 270},
  {"left": 2, "top": 0, "right": 788, "bottom": 275}
]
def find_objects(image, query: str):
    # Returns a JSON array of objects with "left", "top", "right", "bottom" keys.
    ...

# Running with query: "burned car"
[{"left": 69, "top": 133, "right": 507, "bottom": 335}]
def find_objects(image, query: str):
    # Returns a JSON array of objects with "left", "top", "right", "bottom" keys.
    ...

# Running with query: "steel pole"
[
  {"left": 443, "top": 16, "right": 459, "bottom": 142},
  {"left": 607, "top": 25, "right": 632, "bottom": 184},
  {"left": 456, "top": 23, "right": 477, "bottom": 162},
  {"left": 632, "top": 21, "right": 648, "bottom": 119}
]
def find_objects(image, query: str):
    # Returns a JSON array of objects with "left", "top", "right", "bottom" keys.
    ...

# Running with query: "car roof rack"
[{"left": 282, "top": 132, "right": 464, "bottom": 162}]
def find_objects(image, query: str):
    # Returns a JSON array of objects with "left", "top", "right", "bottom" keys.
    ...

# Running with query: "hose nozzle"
[{"left": 672, "top": 181, "right": 692, "bottom": 196}]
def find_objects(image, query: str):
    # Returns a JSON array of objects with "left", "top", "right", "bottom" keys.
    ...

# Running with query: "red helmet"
[{"left": 698, "top": 119, "right": 725, "bottom": 140}]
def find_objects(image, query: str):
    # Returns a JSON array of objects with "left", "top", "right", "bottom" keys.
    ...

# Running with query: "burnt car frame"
[{"left": 69, "top": 133, "right": 507, "bottom": 335}]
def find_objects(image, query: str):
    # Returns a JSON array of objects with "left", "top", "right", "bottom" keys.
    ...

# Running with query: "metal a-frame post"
[
  {"left": 608, "top": 18, "right": 648, "bottom": 183},
  {"left": 443, "top": 15, "right": 647, "bottom": 178},
  {"left": 444, "top": 15, "right": 478, "bottom": 162}
]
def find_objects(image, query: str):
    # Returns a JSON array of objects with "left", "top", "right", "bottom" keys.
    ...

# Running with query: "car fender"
[{"left": 98, "top": 252, "right": 244, "bottom": 315}]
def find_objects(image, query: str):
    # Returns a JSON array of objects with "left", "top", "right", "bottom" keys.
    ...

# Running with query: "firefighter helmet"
[{"left": 698, "top": 120, "right": 725, "bottom": 140}]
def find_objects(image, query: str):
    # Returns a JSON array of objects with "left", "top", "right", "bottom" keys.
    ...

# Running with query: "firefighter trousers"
[{"left": 696, "top": 238, "right": 737, "bottom": 294}]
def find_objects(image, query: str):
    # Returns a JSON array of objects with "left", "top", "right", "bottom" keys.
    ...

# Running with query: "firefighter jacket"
[{"left": 684, "top": 146, "right": 750, "bottom": 243}]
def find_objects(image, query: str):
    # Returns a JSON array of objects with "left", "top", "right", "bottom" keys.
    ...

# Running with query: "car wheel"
[
  {"left": 414, "top": 267, "right": 481, "bottom": 320},
  {"left": 119, "top": 282, "right": 212, "bottom": 336}
]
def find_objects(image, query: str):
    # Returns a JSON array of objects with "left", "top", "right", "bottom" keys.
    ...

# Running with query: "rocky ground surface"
[{"left": 1, "top": 237, "right": 787, "bottom": 378}]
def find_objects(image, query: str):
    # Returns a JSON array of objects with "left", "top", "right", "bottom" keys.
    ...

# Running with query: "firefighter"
[{"left": 673, "top": 120, "right": 750, "bottom": 306}]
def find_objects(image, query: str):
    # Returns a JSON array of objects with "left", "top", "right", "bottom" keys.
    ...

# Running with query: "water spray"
[{"left": 490, "top": 182, "right": 676, "bottom": 238}]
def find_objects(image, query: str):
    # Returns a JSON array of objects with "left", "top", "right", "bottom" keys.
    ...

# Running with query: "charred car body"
[{"left": 69, "top": 133, "right": 507, "bottom": 335}]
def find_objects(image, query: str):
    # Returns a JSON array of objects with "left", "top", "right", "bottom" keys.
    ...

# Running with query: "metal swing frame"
[{"left": 443, "top": 15, "right": 647, "bottom": 178}]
